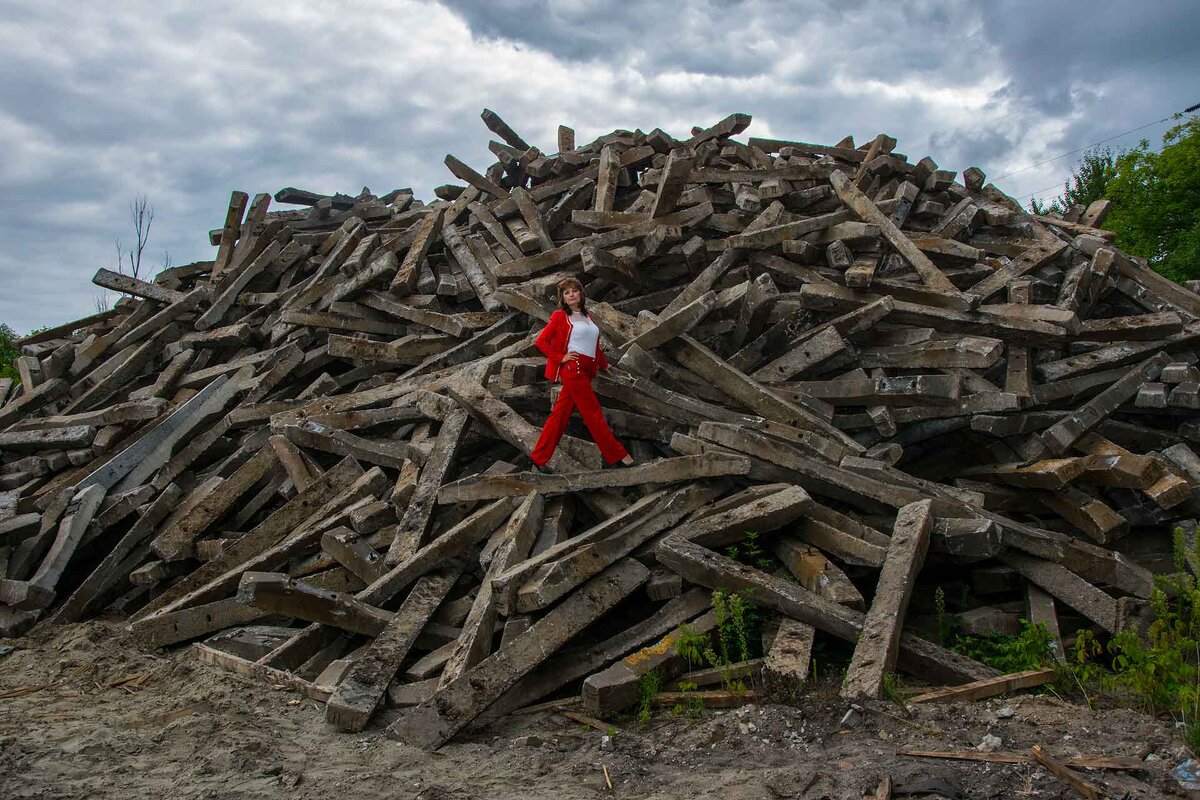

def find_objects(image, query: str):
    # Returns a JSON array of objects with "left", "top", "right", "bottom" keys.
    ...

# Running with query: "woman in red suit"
[{"left": 529, "top": 277, "right": 634, "bottom": 470}]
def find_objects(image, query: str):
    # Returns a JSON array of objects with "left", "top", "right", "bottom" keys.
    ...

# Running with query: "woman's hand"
[{"left": 562, "top": 351, "right": 581, "bottom": 365}]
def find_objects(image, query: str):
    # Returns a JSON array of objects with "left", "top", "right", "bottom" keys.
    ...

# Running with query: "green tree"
[
  {"left": 1105, "top": 115, "right": 1200, "bottom": 283},
  {"left": 1030, "top": 147, "right": 1119, "bottom": 216},
  {"left": 0, "top": 323, "right": 18, "bottom": 381}
]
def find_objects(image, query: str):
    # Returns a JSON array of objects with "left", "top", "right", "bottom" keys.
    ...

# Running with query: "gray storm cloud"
[{"left": 1, "top": 0, "right": 1195, "bottom": 333}]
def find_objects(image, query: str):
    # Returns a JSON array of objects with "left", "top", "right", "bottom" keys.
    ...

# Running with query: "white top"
[{"left": 566, "top": 312, "right": 600, "bottom": 358}]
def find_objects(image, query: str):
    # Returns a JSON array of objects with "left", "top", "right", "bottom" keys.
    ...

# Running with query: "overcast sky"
[{"left": 1, "top": 0, "right": 1196, "bottom": 334}]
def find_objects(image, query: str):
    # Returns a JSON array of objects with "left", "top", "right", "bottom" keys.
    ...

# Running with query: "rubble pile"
[{"left": 2, "top": 110, "right": 1200, "bottom": 747}]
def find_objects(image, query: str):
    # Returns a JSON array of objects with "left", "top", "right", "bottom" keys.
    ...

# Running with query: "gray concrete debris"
[{"left": 1, "top": 108, "right": 1199, "bottom": 746}]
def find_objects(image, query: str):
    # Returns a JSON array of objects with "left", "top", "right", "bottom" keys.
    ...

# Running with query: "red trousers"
[{"left": 530, "top": 355, "right": 629, "bottom": 466}]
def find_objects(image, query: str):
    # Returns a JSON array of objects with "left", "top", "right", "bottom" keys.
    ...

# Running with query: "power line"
[
  {"left": 1016, "top": 137, "right": 1172, "bottom": 203},
  {"left": 994, "top": 44, "right": 1200, "bottom": 181},
  {"left": 994, "top": 114, "right": 1173, "bottom": 181},
  {"left": 1016, "top": 181, "right": 1069, "bottom": 202}
]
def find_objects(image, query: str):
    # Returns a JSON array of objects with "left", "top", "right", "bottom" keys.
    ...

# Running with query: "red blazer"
[{"left": 535, "top": 309, "right": 609, "bottom": 380}]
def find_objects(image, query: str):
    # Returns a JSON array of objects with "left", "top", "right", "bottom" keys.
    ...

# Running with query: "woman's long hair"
[{"left": 556, "top": 277, "right": 587, "bottom": 315}]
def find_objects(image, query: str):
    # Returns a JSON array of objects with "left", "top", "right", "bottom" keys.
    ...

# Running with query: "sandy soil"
[{"left": 0, "top": 619, "right": 1190, "bottom": 799}]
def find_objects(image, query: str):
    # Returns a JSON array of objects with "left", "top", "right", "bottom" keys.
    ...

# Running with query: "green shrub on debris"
[{"left": 1063, "top": 527, "right": 1200, "bottom": 751}]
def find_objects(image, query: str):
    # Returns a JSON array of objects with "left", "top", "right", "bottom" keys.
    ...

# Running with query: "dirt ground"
[{"left": 0, "top": 619, "right": 1193, "bottom": 799}]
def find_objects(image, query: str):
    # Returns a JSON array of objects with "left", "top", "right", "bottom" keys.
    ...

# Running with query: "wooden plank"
[
  {"left": 1030, "top": 744, "right": 1104, "bottom": 800},
  {"left": 908, "top": 668, "right": 1055, "bottom": 704},
  {"left": 900, "top": 750, "right": 1144, "bottom": 771}
]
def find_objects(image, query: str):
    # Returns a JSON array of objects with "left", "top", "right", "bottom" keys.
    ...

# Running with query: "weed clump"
[{"left": 1064, "top": 527, "right": 1200, "bottom": 750}]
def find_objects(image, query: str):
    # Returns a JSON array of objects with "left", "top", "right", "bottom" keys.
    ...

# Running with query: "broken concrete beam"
[
  {"left": 1039, "top": 353, "right": 1173, "bottom": 456},
  {"left": 5, "top": 485, "right": 108, "bottom": 610},
  {"left": 0, "top": 378, "right": 69, "bottom": 428},
  {"left": 842, "top": 500, "right": 933, "bottom": 701},
  {"left": 130, "top": 457, "right": 366, "bottom": 621},
  {"left": 479, "top": 588, "right": 711, "bottom": 724},
  {"left": 130, "top": 596, "right": 266, "bottom": 648},
  {"left": 326, "top": 563, "right": 462, "bottom": 732},
  {"left": 367, "top": 498, "right": 516, "bottom": 611},
  {"left": 931, "top": 517, "right": 1002, "bottom": 561},
  {"left": 656, "top": 534, "right": 995, "bottom": 685},
  {"left": 279, "top": 419, "right": 424, "bottom": 470},
  {"left": 649, "top": 146, "right": 696, "bottom": 219},
  {"left": 772, "top": 536, "right": 864, "bottom": 609},
  {"left": 150, "top": 446, "right": 277, "bottom": 561},
  {"left": 388, "top": 558, "right": 649, "bottom": 749},
  {"left": 92, "top": 267, "right": 186, "bottom": 305},
  {"left": 620, "top": 291, "right": 717, "bottom": 353},
  {"left": 0, "top": 513, "right": 42, "bottom": 548},
  {"left": 385, "top": 408, "right": 469, "bottom": 565},
  {"left": 763, "top": 617, "right": 817, "bottom": 692},
  {"left": 512, "top": 483, "right": 719, "bottom": 614},
  {"left": 321, "top": 528, "right": 386, "bottom": 584},
  {"left": 645, "top": 569, "right": 683, "bottom": 601},
  {"left": 0, "top": 425, "right": 97, "bottom": 453},
  {"left": 1000, "top": 554, "right": 1120, "bottom": 633},
  {"left": 51, "top": 484, "right": 182, "bottom": 624},
  {"left": 436, "top": 454, "right": 750, "bottom": 503},
  {"left": 441, "top": 493, "right": 544, "bottom": 687},
  {"left": 237, "top": 571, "right": 391, "bottom": 636},
  {"left": 829, "top": 171, "right": 961, "bottom": 297},
  {"left": 582, "top": 609, "right": 718, "bottom": 716}
]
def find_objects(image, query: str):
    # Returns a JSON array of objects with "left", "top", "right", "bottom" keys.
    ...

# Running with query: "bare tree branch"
[
  {"left": 130, "top": 195, "right": 154, "bottom": 281},
  {"left": 112, "top": 195, "right": 156, "bottom": 290}
]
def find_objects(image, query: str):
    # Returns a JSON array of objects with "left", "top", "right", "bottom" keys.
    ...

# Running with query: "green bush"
[
  {"left": 951, "top": 621, "right": 1056, "bottom": 673},
  {"left": 724, "top": 530, "right": 782, "bottom": 573},
  {"left": 935, "top": 584, "right": 1057, "bottom": 673},
  {"left": 0, "top": 323, "right": 18, "bottom": 381},
  {"left": 675, "top": 588, "right": 761, "bottom": 695},
  {"left": 1106, "top": 116, "right": 1200, "bottom": 283},
  {"left": 1065, "top": 528, "right": 1200, "bottom": 750},
  {"left": 635, "top": 668, "right": 663, "bottom": 723}
]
